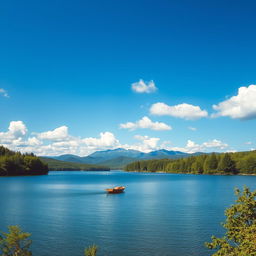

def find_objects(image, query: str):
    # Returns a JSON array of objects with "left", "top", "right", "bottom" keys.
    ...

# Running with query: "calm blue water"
[{"left": 0, "top": 171, "right": 255, "bottom": 256}]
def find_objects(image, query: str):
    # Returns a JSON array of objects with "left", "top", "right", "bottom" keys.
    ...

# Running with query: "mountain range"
[{"left": 45, "top": 148, "right": 202, "bottom": 169}]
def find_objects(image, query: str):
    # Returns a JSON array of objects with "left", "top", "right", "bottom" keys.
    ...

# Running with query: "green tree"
[
  {"left": 203, "top": 153, "right": 218, "bottom": 173},
  {"left": 205, "top": 186, "right": 256, "bottom": 256},
  {"left": 218, "top": 153, "right": 236, "bottom": 174},
  {"left": 84, "top": 245, "right": 98, "bottom": 256},
  {"left": 238, "top": 155, "right": 256, "bottom": 174},
  {"left": 125, "top": 150, "right": 256, "bottom": 175},
  {"left": 0, "top": 226, "right": 32, "bottom": 256},
  {"left": 191, "top": 160, "right": 204, "bottom": 174},
  {"left": 0, "top": 146, "right": 48, "bottom": 176}
]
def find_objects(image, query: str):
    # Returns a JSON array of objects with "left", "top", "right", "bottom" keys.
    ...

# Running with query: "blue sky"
[{"left": 0, "top": 0, "right": 256, "bottom": 156}]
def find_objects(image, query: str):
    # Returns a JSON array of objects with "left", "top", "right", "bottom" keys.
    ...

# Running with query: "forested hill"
[
  {"left": 125, "top": 151, "right": 256, "bottom": 175},
  {"left": 0, "top": 146, "right": 48, "bottom": 176},
  {"left": 40, "top": 157, "right": 110, "bottom": 171}
]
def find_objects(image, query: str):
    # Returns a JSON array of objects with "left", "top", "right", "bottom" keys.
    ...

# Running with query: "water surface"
[{"left": 0, "top": 171, "right": 255, "bottom": 256}]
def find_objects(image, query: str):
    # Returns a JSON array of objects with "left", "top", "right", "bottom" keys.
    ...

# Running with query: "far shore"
[
  {"left": 1, "top": 170, "right": 256, "bottom": 177},
  {"left": 126, "top": 170, "right": 256, "bottom": 176},
  {"left": 48, "top": 169, "right": 110, "bottom": 171}
]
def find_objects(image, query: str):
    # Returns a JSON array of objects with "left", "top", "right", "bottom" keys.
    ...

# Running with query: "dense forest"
[
  {"left": 125, "top": 151, "right": 256, "bottom": 175},
  {"left": 40, "top": 157, "right": 110, "bottom": 171},
  {"left": 0, "top": 146, "right": 49, "bottom": 176}
]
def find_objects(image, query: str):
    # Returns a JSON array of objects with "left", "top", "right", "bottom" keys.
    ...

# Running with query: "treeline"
[
  {"left": 125, "top": 150, "right": 256, "bottom": 175},
  {"left": 0, "top": 146, "right": 48, "bottom": 176},
  {"left": 40, "top": 157, "right": 110, "bottom": 171}
]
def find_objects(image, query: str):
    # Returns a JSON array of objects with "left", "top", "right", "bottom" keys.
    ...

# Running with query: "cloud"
[
  {"left": 188, "top": 126, "right": 197, "bottom": 131},
  {"left": 0, "top": 88, "right": 9, "bottom": 98},
  {"left": 131, "top": 79, "right": 157, "bottom": 93},
  {"left": 8, "top": 121, "right": 27, "bottom": 137},
  {"left": 212, "top": 85, "right": 256, "bottom": 120},
  {"left": 0, "top": 121, "right": 27, "bottom": 143},
  {"left": 82, "top": 132, "right": 119, "bottom": 148},
  {"left": 0, "top": 121, "right": 230, "bottom": 156},
  {"left": 0, "top": 121, "right": 122, "bottom": 156},
  {"left": 150, "top": 102, "right": 208, "bottom": 120},
  {"left": 122, "top": 135, "right": 160, "bottom": 152},
  {"left": 202, "top": 139, "right": 228, "bottom": 149},
  {"left": 171, "top": 139, "right": 228, "bottom": 153},
  {"left": 245, "top": 141, "right": 252, "bottom": 145},
  {"left": 134, "top": 135, "right": 160, "bottom": 148},
  {"left": 120, "top": 116, "right": 172, "bottom": 131},
  {"left": 37, "top": 126, "right": 69, "bottom": 141},
  {"left": 27, "top": 137, "right": 42, "bottom": 146}
]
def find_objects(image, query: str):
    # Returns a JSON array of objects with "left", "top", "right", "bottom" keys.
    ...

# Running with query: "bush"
[
  {"left": 0, "top": 226, "right": 32, "bottom": 256},
  {"left": 205, "top": 186, "right": 256, "bottom": 256},
  {"left": 84, "top": 245, "right": 98, "bottom": 256}
]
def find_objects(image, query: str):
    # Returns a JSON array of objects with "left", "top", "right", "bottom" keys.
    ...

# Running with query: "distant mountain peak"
[
  {"left": 91, "top": 148, "right": 140, "bottom": 153},
  {"left": 46, "top": 148, "right": 200, "bottom": 169}
]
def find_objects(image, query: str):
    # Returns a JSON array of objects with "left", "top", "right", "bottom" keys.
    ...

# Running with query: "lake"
[{"left": 0, "top": 171, "right": 255, "bottom": 256}]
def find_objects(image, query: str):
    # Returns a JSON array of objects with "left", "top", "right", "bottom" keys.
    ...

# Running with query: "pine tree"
[
  {"left": 0, "top": 226, "right": 32, "bottom": 256},
  {"left": 218, "top": 153, "right": 236, "bottom": 174},
  {"left": 203, "top": 153, "right": 218, "bottom": 173},
  {"left": 191, "top": 160, "right": 204, "bottom": 174}
]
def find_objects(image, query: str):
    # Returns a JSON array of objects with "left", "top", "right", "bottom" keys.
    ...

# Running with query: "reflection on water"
[{"left": 0, "top": 171, "right": 255, "bottom": 256}]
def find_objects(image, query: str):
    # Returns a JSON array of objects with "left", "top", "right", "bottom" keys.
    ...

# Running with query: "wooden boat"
[{"left": 105, "top": 186, "right": 125, "bottom": 194}]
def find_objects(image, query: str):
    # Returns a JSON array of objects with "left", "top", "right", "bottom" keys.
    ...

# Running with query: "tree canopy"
[
  {"left": 0, "top": 226, "right": 32, "bottom": 256},
  {"left": 206, "top": 186, "right": 256, "bottom": 256},
  {"left": 125, "top": 151, "right": 256, "bottom": 175},
  {"left": 0, "top": 146, "right": 48, "bottom": 176},
  {"left": 40, "top": 157, "right": 110, "bottom": 171}
]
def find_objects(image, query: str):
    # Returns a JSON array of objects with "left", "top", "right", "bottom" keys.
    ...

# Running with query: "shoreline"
[
  {"left": 125, "top": 170, "right": 256, "bottom": 176},
  {"left": 1, "top": 170, "right": 256, "bottom": 177}
]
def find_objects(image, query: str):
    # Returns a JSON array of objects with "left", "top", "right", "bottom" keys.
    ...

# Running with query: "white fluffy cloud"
[
  {"left": 131, "top": 79, "right": 157, "bottom": 93},
  {"left": 0, "top": 88, "right": 9, "bottom": 98},
  {"left": 37, "top": 126, "right": 69, "bottom": 141},
  {"left": 8, "top": 121, "right": 27, "bottom": 137},
  {"left": 212, "top": 85, "right": 256, "bottom": 120},
  {"left": 0, "top": 122, "right": 121, "bottom": 156},
  {"left": 202, "top": 139, "right": 228, "bottom": 149},
  {"left": 171, "top": 139, "right": 228, "bottom": 153},
  {"left": 0, "top": 121, "right": 231, "bottom": 156},
  {"left": 35, "top": 131, "right": 120, "bottom": 156},
  {"left": 82, "top": 132, "right": 119, "bottom": 148},
  {"left": 122, "top": 135, "right": 160, "bottom": 152},
  {"left": 150, "top": 102, "right": 208, "bottom": 120},
  {"left": 120, "top": 116, "right": 172, "bottom": 131},
  {"left": 0, "top": 121, "right": 27, "bottom": 143},
  {"left": 134, "top": 135, "right": 160, "bottom": 149},
  {"left": 27, "top": 137, "right": 42, "bottom": 146}
]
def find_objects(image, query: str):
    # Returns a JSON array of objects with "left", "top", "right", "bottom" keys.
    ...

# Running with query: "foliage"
[
  {"left": 217, "top": 154, "right": 236, "bottom": 174},
  {"left": 0, "top": 226, "right": 32, "bottom": 256},
  {"left": 84, "top": 245, "right": 98, "bottom": 256},
  {"left": 204, "top": 153, "right": 218, "bottom": 173},
  {"left": 0, "top": 146, "right": 48, "bottom": 176},
  {"left": 125, "top": 151, "right": 256, "bottom": 175},
  {"left": 205, "top": 186, "right": 256, "bottom": 256},
  {"left": 40, "top": 157, "right": 110, "bottom": 171}
]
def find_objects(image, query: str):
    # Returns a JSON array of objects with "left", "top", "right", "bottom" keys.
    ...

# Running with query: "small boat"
[{"left": 105, "top": 186, "right": 125, "bottom": 194}]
